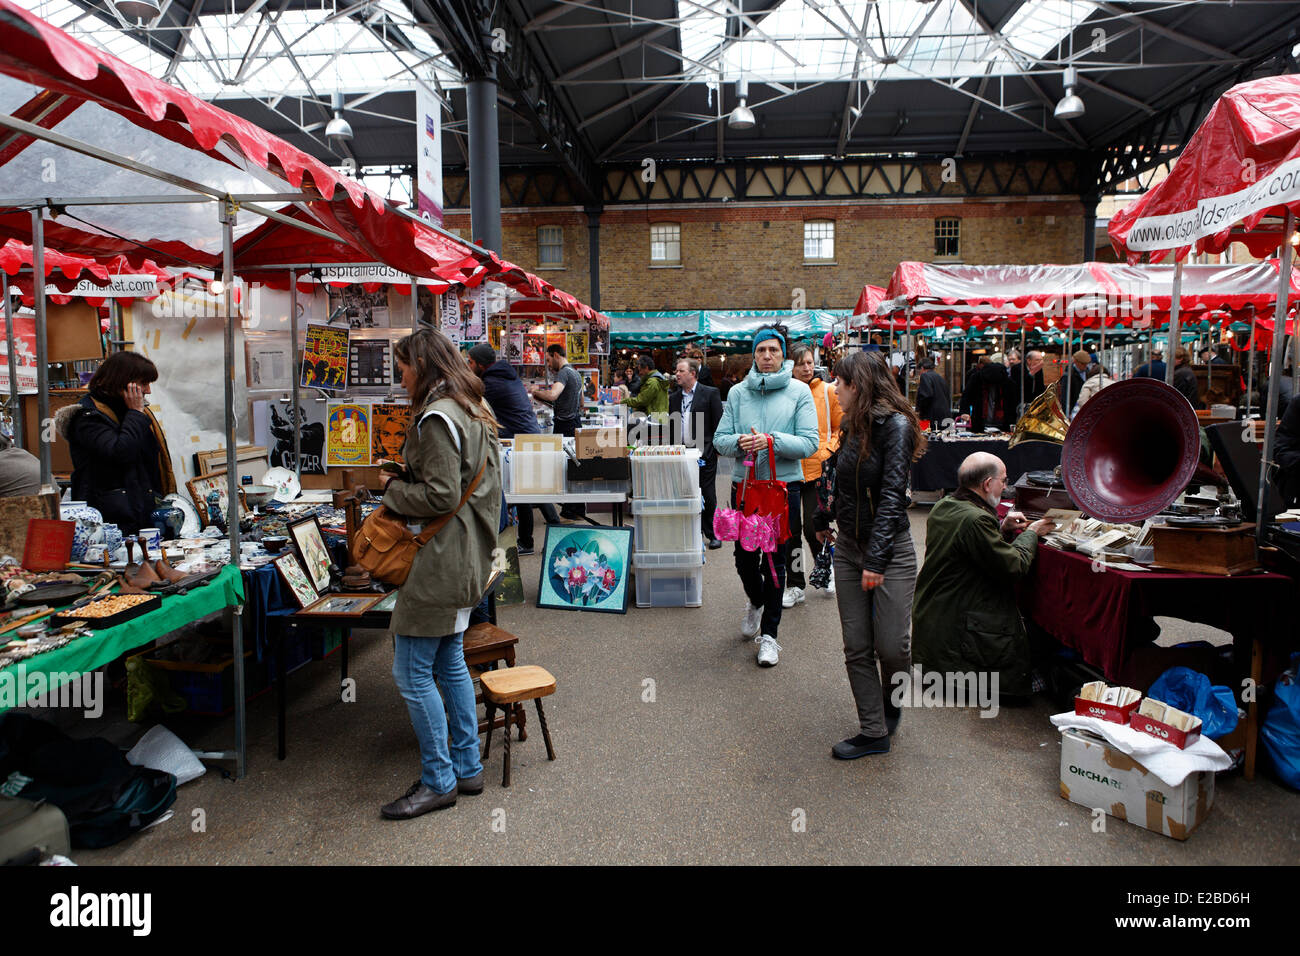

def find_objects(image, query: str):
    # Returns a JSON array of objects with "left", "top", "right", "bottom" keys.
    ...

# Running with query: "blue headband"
[{"left": 753, "top": 328, "right": 786, "bottom": 356}]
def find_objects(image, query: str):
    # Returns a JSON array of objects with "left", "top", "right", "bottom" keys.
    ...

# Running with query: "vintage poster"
[
  {"left": 325, "top": 401, "right": 372, "bottom": 466},
  {"left": 462, "top": 287, "right": 487, "bottom": 342},
  {"left": 301, "top": 323, "right": 348, "bottom": 391},
  {"left": 370, "top": 402, "right": 412, "bottom": 465},
  {"left": 576, "top": 367, "right": 600, "bottom": 402},
  {"left": 546, "top": 331, "right": 567, "bottom": 355},
  {"left": 246, "top": 331, "right": 293, "bottom": 389},
  {"left": 330, "top": 285, "right": 390, "bottom": 328},
  {"left": 416, "top": 286, "right": 437, "bottom": 328},
  {"left": 348, "top": 337, "right": 393, "bottom": 387},
  {"left": 0, "top": 311, "right": 37, "bottom": 394},
  {"left": 522, "top": 333, "right": 545, "bottom": 365},
  {"left": 503, "top": 332, "right": 525, "bottom": 365},
  {"left": 255, "top": 398, "right": 327, "bottom": 474},
  {"left": 488, "top": 324, "right": 504, "bottom": 350},
  {"left": 439, "top": 290, "right": 461, "bottom": 338},
  {"left": 589, "top": 326, "right": 610, "bottom": 355},
  {"left": 567, "top": 330, "right": 589, "bottom": 365}
]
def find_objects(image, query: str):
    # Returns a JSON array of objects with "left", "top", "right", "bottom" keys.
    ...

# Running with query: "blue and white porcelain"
[
  {"left": 100, "top": 523, "right": 124, "bottom": 556},
  {"left": 60, "top": 500, "right": 103, "bottom": 561}
]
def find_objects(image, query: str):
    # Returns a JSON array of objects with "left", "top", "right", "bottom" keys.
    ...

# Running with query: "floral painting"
[{"left": 536, "top": 526, "right": 631, "bottom": 614}]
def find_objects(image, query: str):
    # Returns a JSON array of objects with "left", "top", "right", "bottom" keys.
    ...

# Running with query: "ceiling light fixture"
[
  {"left": 1055, "top": 66, "right": 1085, "bottom": 121},
  {"left": 325, "top": 91, "right": 353, "bottom": 141},
  {"left": 111, "top": 0, "right": 160, "bottom": 25},
  {"left": 728, "top": 77, "right": 755, "bottom": 131}
]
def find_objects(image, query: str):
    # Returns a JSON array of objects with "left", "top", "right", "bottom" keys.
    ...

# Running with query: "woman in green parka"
[{"left": 379, "top": 329, "right": 502, "bottom": 820}]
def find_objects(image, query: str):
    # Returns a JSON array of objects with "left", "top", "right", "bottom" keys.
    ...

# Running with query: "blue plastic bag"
[
  {"left": 1260, "top": 654, "right": 1300, "bottom": 791},
  {"left": 1147, "top": 667, "right": 1239, "bottom": 739}
]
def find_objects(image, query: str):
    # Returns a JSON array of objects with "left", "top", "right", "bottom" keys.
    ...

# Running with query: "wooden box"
[
  {"left": 1151, "top": 521, "right": 1259, "bottom": 575},
  {"left": 1012, "top": 473, "right": 1075, "bottom": 519}
]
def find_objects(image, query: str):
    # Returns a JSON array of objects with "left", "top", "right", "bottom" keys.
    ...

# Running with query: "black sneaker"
[
  {"left": 831, "top": 734, "right": 891, "bottom": 759},
  {"left": 517, "top": 543, "right": 534, "bottom": 556}
]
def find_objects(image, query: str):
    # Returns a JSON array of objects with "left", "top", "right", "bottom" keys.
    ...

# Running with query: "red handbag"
[{"left": 740, "top": 434, "right": 791, "bottom": 543}]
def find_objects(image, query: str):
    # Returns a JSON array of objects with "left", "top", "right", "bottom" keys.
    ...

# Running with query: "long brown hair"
[
  {"left": 394, "top": 329, "right": 496, "bottom": 430},
  {"left": 833, "top": 350, "right": 926, "bottom": 461}
]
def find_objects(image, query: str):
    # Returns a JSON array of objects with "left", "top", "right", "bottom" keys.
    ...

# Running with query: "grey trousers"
[{"left": 833, "top": 529, "right": 917, "bottom": 738}]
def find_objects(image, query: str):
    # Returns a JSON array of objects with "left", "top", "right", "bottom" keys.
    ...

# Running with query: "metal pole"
[
  {"left": 289, "top": 268, "right": 300, "bottom": 482},
  {"left": 1245, "top": 306, "right": 1257, "bottom": 417},
  {"left": 466, "top": 77, "right": 502, "bottom": 254},
  {"left": 220, "top": 201, "right": 246, "bottom": 779},
  {"left": 902, "top": 304, "right": 913, "bottom": 399},
  {"left": 2, "top": 273, "right": 20, "bottom": 449},
  {"left": 1063, "top": 313, "right": 1074, "bottom": 412},
  {"left": 409, "top": 273, "right": 418, "bottom": 330},
  {"left": 1165, "top": 260, "right": 1183, "bottom": 386},
  {"left": 1258, "top": 210, "right": 1295, "bottom": 551},
  {"left": 31, "top": 209, "right": 51, "bottom": 485}
]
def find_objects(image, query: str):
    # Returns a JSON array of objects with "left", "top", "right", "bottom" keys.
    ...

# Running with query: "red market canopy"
[
  {"left": 875, "top": 260, "right": 1300, "bottom": 329},
  {"left": 1109, "top": 74, "right": 1300, "bottom": 264},
  {"left": 0, "top": 0, "right": 482, "bottom": 279}
]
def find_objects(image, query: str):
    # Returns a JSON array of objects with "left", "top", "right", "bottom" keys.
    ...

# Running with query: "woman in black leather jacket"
[{"left": 815, "top": 351, "right": 926, "bottom": 760}]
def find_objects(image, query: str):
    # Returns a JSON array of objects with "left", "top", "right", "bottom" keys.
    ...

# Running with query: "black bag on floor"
[{"left": 0, "top": 714, "right": 176, "bottom": 849}]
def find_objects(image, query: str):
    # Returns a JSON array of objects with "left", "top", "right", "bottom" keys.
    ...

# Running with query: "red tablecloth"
[{"left": 1021, "top": 545, "right": 1295, "bottom": 679}]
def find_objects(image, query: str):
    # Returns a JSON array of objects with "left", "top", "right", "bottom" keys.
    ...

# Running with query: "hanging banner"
[
  {"left": 0, "top": 312, "right": 37, "bottom": 394},
  {"left": 416, "top": 84, "right": 444, "bottom": 225}
]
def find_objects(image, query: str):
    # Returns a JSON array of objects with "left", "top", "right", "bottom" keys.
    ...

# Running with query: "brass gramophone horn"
[{"left": 1007, "top": 381, "right": 1069, "bottom": 449}]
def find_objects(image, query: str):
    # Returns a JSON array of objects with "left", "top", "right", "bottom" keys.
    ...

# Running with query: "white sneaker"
[
  {"left": 741, "top": 602, "right": 762, "bottom": 638},
  {"left": 825, "top": 577, "right": 836, "bottom": 597},
  {"left": 755, "top": 634, "right": 782, "bottom": 667},
  {"left": 781, "top": 587, "right": 805, "bottom": 608}
]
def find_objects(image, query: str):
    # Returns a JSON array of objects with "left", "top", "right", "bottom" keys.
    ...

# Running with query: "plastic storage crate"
[
  {"left": 630, "top": 448, "right": 701, "bottom": 499},
  {"left": 633, "top": 550, "right": 705, "bottom": 608},
  {"left": 630, "top": 495, "right": 703, "bottom": 553},
  {"left": 508, "top": 449, "right": 566, "bottom": 495}
]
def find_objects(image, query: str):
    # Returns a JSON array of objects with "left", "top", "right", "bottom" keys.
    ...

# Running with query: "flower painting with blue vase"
[{"left": 537, "top": 526, "right": 631, "bottom": 614}]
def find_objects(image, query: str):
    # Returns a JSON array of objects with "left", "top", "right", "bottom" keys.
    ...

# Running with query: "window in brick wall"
[
  {"left": 934, "top": 217, "right": 960, "bottom": 258},
  {"left": 650, "top": 222, "right": 681, "bottom": 265},
  {"left": 804, "top": 220, "right": 834, "bottom": 262},
  {"left": 538, "top": 225, "right": 564, "bottom": 267}
]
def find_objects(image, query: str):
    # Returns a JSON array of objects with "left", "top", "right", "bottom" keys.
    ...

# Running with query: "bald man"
[{"left": 912, "top": 452, "right": 1055, "bottom": 699}]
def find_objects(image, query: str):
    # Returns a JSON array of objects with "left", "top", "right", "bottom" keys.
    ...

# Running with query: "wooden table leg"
[{"left": 1245, "top": 637, "right": 1262, "bottom": 781}]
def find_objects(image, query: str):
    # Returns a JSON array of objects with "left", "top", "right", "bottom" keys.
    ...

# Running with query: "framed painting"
[
  {"left": 536, "top": 524, "right": 631, "bottom": 614},
  {"left": 274, "top": 551, "right": 319, "bottom": 608},
  {"left": 289, "top": 515, "right": 334, "bottom": 593},
  {"left": 185, "top": 473, "right": 248, "bottom": 529}
]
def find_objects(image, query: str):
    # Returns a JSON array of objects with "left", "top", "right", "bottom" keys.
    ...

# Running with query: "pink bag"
[
  {"left": 739, "top": 513, "right": 776, "bottom": 553},
  {"left": 712, "top": 455, "right": 752, "bottom": 542}
]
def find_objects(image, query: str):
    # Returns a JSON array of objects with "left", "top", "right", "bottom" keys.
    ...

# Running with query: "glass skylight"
[
  {"left": 678, "top": 0, "right": 1096, "bottom": 86},
  {"left": 13, "top": 0, "right": 461, "bottom": 102}
]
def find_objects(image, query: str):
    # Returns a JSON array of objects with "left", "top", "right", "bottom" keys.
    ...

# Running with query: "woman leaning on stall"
[
  {"left": 814, "top": 350, "right": 926, "bottom": 760},
  {"left": 379, "top": 329, "right": 502, "bottom": 820}
]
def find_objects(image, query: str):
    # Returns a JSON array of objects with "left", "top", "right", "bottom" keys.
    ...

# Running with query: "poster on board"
[
  {"left": 301, "top": 323, "right": 348, "bottom": 390},
  {"left": 326, "top": 401, "right": 372, "bottom": 466}
]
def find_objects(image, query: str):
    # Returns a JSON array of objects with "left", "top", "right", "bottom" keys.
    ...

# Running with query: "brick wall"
[{"left": 446, "top": 199, "right": 1085, "bottom": 312}]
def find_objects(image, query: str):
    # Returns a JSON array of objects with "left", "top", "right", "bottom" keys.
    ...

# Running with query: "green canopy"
[{"left": 609, "top": 309, "right": 850, "bottom": 351}]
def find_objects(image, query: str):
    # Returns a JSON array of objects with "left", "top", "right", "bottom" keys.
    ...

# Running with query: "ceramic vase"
[
  {"left": 60, "top": 500, "right": 103, "bottom": 561},
  {"left": 151, "top": 502, "right": 185, "bottom": 540}
]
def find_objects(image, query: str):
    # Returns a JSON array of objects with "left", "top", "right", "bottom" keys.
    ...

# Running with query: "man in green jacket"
[
  {"left": 912, "top": 452, "right": 1055, "bottom": 699},
  {"left": 621, "top": 354, "right": 669, "bottom": 420}
]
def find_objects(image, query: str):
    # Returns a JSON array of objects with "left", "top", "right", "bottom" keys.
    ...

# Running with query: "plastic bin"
[
  {"left": 630, "top": 448, "right": 700, "bottom": 499},
  {"left": 633, "top": 515, "right": 702, "bottom": 554},
  {"left": 629, "top": 496, "right": 703, "bottom": 515},
  {"left": 509, "top": 449, "right": 566, "bottom": 495},
  {"left": 633, "top": 550, "right": 705, "bottom": 608}
]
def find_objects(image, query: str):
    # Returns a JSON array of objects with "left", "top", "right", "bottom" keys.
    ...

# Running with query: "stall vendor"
[
  {"left": 620, "top": 354, "right": 669, "bottom": 420},
  {"left": 56, "top": 352, "right": 177, "bottom": 530}
]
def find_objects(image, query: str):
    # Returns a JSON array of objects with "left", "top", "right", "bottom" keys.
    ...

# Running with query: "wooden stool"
[
  {"left": 464, "top": 622, "right": 526, "bottom": 740},
  {"left": 481, "top": 665, "right": 556, "bottom": 787}
]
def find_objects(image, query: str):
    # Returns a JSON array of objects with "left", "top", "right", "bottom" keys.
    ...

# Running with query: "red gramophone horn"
[{"left": 1061, "top": 378, "right": 1201, "bottom": 523}]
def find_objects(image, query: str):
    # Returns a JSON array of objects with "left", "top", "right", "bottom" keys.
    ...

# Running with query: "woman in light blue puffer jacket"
[{"left": 713, "top": 327, "right": 819, "bottom": 668}]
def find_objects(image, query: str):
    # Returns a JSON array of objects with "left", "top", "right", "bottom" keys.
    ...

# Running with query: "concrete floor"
[{"left": 74, "top": 492, "right": 1300, "bottom": 865}]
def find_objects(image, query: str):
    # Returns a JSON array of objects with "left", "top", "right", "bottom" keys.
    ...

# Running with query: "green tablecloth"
[{"left": 0, "top": 564, "right": 244, "bottom": 711}]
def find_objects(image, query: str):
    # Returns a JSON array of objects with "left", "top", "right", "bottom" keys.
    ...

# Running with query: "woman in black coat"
[{"left": 55, "top": 352, "right": 176, "bottom": 531}]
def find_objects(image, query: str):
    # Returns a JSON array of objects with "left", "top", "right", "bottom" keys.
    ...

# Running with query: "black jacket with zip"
[{"left": 814, "top": 410, "right": 913, "bottom": 573}]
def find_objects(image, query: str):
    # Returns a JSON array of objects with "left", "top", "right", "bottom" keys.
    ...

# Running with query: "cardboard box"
[
  {"left": 515, "top": 434, "right": 561, "bottom": 454},
  {"left": 1074, "top": 695, "right": 1140, "bottom": 725},
  {"left": 575, "top": 427, "right": 627, "bottom": 460},
  {"left": 1058, "top": 728, "right": 1214, "bottom": 840}
]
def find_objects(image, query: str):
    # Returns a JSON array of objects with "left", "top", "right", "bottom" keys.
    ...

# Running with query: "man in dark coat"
[
  {"left": 914, "top": 358, "right": 951, "bottom": 427},
  {"left": 1008, "top": 349, "right": 1046, "bottom": 415},
  {"left": 1172, "top": 347, "right": 1204, "bottom": 409},
  {"left": 959, "top": 356, "right": 1011, "bottom": 431},
  {"left": 669, "top": 357, "right": 724, "bottom": 548},
  {"left": 468, "top": 344, "right": 558, "bottom": 554},
  {"left": 1275, "top": 390, "right": 1300, "bottom": 507},
  {"left": 1133, "top": 349, "right": 1166, "bottom": 381},
  {"left": 912, "top": 452, "right": 1055, "bottom": 699},
  {"left": 1062, "top": 349, "right": 1090, "bottom": 412}
]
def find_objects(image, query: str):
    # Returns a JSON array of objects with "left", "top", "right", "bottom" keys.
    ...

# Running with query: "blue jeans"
[{"left": 392, "top": 632, "right": 483, "bottom": 794}]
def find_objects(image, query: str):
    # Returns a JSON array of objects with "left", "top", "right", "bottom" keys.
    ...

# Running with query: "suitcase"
[{"left": 0, "top": 794, "right": 71, "bottom": 865}]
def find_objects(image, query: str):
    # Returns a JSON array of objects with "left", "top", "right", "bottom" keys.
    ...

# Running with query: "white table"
[{"left": 505, "top": 481, "right": 629, "bottom": 526}]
